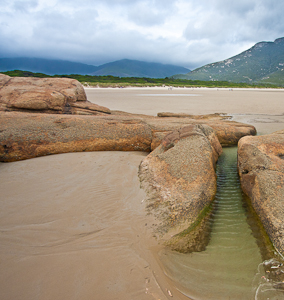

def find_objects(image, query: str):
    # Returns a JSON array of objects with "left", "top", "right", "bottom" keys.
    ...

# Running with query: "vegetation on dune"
[{"left": 2, "top": 70, "right": 282, "bottom": 89}]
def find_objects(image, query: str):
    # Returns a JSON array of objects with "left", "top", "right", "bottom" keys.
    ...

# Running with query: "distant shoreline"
[
  {"left": 85, "top": 86, "right": 284, "bottom": 130},
  {"left": 84, "top": 86, "right": 284, "bottom": 91},
  {"left": 3, "top": 70, "right": 282, "bottom": 90}
]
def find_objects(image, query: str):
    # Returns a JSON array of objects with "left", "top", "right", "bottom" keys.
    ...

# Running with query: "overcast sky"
[{"left": 1, "top": 0, "right": 283, "bottom": 70}]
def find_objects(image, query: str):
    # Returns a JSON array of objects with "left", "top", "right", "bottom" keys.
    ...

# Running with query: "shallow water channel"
[{"left": 159, "top": 147, "right": 284, "bottom": 300}]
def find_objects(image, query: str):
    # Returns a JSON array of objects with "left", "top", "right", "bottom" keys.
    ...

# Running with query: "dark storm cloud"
[{"left": 0, "top": 0, "right": 283, "bottom": 69}]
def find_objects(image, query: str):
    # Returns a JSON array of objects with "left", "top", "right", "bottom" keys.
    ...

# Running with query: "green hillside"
[
  {"left": 174, "top": 37, "right": 284, "bottom": 86},
  {"left": 0, "top": 57, "right": 190, "bottom": 78},
  {"left": 93, "top": 59, "right": 190, "bottom": 78},
  {"left": 0, "top": 58, "right": 99, "bottom": 75}
]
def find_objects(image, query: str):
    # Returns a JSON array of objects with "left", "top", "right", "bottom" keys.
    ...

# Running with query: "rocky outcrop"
[
  {"left": 0, "top": 74, "right": 110, "bottom": 115},
  {"left": 0, "top": 112, "right": 152, "bottom": 162},
  {"left": 0, "top": 110, "right": 256, "bottom": 162},
  {"left": 157, "top": 112, "right": 229, "bottom": 119},
  {"left": 208, "top": 121, "right": 256, "bottom": 146},
  {"left": 0, "top": 81, "right": 257, "bottom": 253},
  {"left": 0, "top": 74, "right": 10, "bottom": 87},
  {"left": 139, "top": 124, "right": 222, "bottom": 252},
  {"left": 238, "top": 130, "right": 284, "bottom": 256},
  {"left": 0, "top": 76, "right": 256, "bottom": 162},
  {"left": 143, "top": 117, "right": 256, "bottom": 149}
]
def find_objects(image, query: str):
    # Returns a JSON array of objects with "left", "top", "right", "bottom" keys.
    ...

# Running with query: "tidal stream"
[{"left": 159, "top": 147, "right": 284, "bottom": 300}]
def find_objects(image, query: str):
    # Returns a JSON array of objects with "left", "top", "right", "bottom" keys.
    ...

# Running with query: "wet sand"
[
  {"left": 86, "top": 87, "right": 284, "bottom": 118},
  {"left": 0, "top": 151, "right": 176, "bottom": 300},
  {"left": 0, "top": 87, "right": 284, "bottom": 300}
]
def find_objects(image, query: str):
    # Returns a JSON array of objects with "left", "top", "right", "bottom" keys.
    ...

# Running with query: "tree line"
[{"left": 2, "top": 70, "right": 281, "bottom": 89}]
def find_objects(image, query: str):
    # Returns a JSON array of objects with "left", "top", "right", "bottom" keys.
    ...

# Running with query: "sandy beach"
[
  {"left": 0, "top": 87, "right": 284, "bottom": 300},
  {"left": 0, "top": 151, "right": 175, "bottom": 300}
]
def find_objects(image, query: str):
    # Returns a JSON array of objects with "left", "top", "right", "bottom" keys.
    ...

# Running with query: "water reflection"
[{"left": 159, "top": 147, "right": 284, "bottom": 300}]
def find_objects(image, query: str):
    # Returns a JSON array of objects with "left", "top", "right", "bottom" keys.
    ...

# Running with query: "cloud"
[
  {"left": 126, "top": 0, "right": 178, "bottom": 26},
  {"left": 13, "top": 0, "right": 39, "bottom": 12},
  {"left": 211, "top": 0, "right": 257, "bottom": 16},
  {"left": 0, "top": 0, "right": 283, "bottom": 70},
  {"left": 182, "top": 0, "right": 284, "bottom": 65}
]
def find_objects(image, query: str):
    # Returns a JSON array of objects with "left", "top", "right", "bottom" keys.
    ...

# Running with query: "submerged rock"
[
  {"left": 139, "top": 124, "right": 222, "bottom": 252},
  {"left": 0, "top": 74, "right": 110, "bottom": 115},
  {"left": 238, "top": 130, "right": 284, "bottom": 256},
  {"left": 157, "top": 112, "right": 230, "bottom": 119}
]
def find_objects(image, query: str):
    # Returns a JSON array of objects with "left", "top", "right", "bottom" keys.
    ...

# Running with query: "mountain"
[
  {"left": 0, "top": 57, "right": 99, "bottom": 75},
  {"left": 93, "top": 59, "right": 190, "bottom": 78},
  {"left": 0, "top": 57, "right": 190, "bottom": 78},
  {"left": 174, "top": 37, "right": 284, "bottom": 86}
]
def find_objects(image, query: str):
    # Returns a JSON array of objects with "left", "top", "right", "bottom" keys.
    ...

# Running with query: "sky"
[{"left": 0, "top": 0, "right": 284, "bottom": 70}]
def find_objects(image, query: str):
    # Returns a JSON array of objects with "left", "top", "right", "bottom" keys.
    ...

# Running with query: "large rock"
[
  {"left": 157, "top": 112, "right": 229, "bottom": 119},
  {"left": 238, "top": 130, "right": 284, "bottom": 256},
  {"left": 0, "top": 110, "right": 256, "bottom": 162},
  {"left": 0, "top": 112, "right": 152, "bottom": 162},
  {"left": 208, "top": 121, "right": 257, "bottom": 146},
  {"left": 0, "top": 74, "right": 10, "bottom": 87},
  {"left": 139, "top": 124, "right": 222, "bottom": 252},
  {"left": 143, "top": 116, "right": 256, "bottom": 149},
  {"left": 0, "top": 74, "right": 110, "bottom": 115}
]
